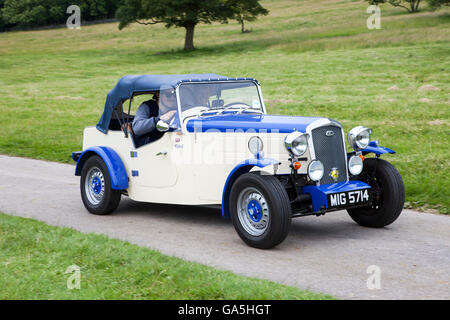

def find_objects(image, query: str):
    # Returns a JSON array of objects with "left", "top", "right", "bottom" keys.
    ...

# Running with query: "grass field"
[
  {"left": 0, "top": 0, "right": 449, "bottom": 213},
  {"left": 0, "top": 213, "right": 331, "bottom": 299}
]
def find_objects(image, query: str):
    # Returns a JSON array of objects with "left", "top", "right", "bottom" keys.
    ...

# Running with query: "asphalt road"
[{"left": 0, "top": 155, "right": 448, "bottom": 300}]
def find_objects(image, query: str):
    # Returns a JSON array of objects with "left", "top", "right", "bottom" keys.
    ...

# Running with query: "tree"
[
  {"left": 366, "top": 0, "right": 423, "bottom": 12},
  {"left": 0, "top": 0, "right": 120, "bottom": 29},
  {"left": 116, "top": 0, "right": 235, "bottom": 51},
  {"left": 427, "top": 0, "right": 450, "bottom": 8},
  {"left": 0, "top": 0, "right": 5, "bottom": 31},
  {"left": 226, "top": 0, "right": 268, "bottom": 33}
]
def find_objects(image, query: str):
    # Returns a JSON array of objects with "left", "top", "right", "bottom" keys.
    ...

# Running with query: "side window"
[
  {"left": 128, "top": 93, "right": 161, "bottom": 148},
  {"left": 130, "top": 93, "right": 158, "bottom": 116},
  {"left": 109, "top": 94, "right": 157, "bottom": 131},
  {"left": 109, "top": 93, "right": 158, "bottom": 131},
  {"left": 109, "top": 103, "right": 126, "bottom": 131}
]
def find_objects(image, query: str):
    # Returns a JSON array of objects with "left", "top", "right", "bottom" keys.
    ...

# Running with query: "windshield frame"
[{"left": 175, "top": 80, "right": 266, "bottom": 131}]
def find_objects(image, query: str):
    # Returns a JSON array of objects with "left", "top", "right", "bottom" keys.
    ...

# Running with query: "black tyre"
[
  {"left": 348, "top": 158, "right": 404, "bottom": 228},
  {"left": 229, "top": 172, "right": 292, "bottom": 249},
  {"left": 80, "top": 155, "right": 121, "bottom": 215}
]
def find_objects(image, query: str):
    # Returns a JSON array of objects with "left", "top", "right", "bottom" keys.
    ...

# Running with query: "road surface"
[{"left": 0, "top": 155, "right": 448, "bottom": 299}]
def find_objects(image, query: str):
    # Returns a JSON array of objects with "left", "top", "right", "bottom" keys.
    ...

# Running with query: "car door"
[{"left": 130, "top": 133, "right": 178, "bottom": 188}]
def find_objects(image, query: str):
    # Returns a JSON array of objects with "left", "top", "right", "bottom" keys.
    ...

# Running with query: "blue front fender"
[
  {"left": 221, "top": 157, "right": 280, "bottom": 218},
  {"left": 74, "top": 146, "right": 128, "bottom": 190},
  {"left": 361, "top": 140, "right": 395, "bottom": 155}
]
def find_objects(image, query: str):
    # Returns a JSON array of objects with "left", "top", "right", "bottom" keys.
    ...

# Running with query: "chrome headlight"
[
  {"left": 348, "top": 155, "right": 363, "bottom": 176},
  {"left": 248, "top": 136, "right": 264, "bottom": 155},
  {"left": 308, "top": 160, "right": 324, "bottom": 182},
  {"left": 284, "top": 131, "right": 309, "bottom": 157},
  {"left": 348, "top": 126, "right": 372, "bottom": 150}
]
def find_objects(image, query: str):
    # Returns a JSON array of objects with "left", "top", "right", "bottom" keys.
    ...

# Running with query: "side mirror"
[{"left": 156, "top": 119, "right": 170, "bottom": 132}]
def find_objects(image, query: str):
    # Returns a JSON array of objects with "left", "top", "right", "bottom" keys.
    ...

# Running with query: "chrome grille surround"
[{"left": 306, "top": 119, "right": 348, "bottom": 185}]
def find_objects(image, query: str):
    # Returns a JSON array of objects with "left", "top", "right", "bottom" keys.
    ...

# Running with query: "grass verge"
[{"left": 0, "top": 213, "right": 332, "bottom": 300}]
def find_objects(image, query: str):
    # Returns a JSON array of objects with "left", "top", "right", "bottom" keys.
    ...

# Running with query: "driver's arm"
[
  {"left": 160, "top": 110, "right": 176, "bottom": 123},
  {"left": 132, "top": 102, "right": 159, "bottom": 137}
]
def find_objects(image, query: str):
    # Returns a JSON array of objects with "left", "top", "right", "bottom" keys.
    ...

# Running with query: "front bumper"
[{"left": 302, "top": 181, "right": 371, "bottom": 213}]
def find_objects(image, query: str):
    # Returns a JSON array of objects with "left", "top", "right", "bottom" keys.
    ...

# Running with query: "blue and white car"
[{"left": 73, "top": 74, "right": 405, "bottom": 249}]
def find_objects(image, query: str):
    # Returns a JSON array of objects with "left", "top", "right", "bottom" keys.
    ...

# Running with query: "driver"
[
  {"left": 132, "top": 86, "right": 177, "bottom": 147},
  {"left": 194, "top": 85, "right": 214, "bottom": 107}
]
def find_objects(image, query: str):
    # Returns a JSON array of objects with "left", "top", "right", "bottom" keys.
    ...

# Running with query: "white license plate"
[{"left": 327, "top": 189, "right": 370, "bottom": 208}]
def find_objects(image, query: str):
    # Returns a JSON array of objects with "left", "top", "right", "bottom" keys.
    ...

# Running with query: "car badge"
[
  {"left": 329, "top": 167, "right": 339, "bottom": 182},
  {"left": 325, "top": 130, "right": 334, "bottom": 137}
]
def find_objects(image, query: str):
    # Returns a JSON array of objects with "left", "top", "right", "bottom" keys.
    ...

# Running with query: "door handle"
[{"left": 156, "top": 151, "right": 168, "bottom": 156}]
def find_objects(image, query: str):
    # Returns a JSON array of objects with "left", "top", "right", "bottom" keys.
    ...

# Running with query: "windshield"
[{"left": 178, "top": 81, "right": 263, "bottom": 121}]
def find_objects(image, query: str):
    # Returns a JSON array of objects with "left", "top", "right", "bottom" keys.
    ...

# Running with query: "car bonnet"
[{"left": 185, "top": 114, "right": 325, "bottom": 133}]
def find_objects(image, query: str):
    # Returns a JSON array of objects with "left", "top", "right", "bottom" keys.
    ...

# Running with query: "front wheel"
[
  {"left": 229, "top": 172, "right": 292, "bottom": 249},
  {"left": 347, "top": 158, "right": 404, "bottom": 228},
  {"left": 80, "top": 155, "right": 121, "bottom": 215}
]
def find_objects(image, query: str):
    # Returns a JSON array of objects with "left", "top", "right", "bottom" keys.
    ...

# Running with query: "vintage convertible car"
[{"left": 72, "top": 74, "right": 404, "bottom": 249}]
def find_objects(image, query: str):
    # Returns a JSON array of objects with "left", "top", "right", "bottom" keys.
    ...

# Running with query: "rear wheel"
[
  {"left": 347, "top": 158, "right": 404, "bottom": 227},
  {"left": 80, "top": 155, "right": 121, "bottom": 215},
  {"left": 229, "top": 172, "right": 292, "bottom": 249}
]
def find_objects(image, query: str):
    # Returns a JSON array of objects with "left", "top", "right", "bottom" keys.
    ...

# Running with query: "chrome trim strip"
[
  {"left": 175, "top": 86, "right": 184, "bottom": 131},
  {"left": 340, "top": 126, "right": 349, "bottom": 182},
  {"left": 256, "top": 83, "right": 267, "bottom": 115},
  {"left": 175, "top": 79, "right": 259, "bottom": 89}
]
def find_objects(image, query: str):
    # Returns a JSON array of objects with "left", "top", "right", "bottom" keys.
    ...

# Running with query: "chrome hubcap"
[
  {"left": 85, "top": 167, "right": 105, "bottom": 205},
  {"left": 237, "top": 187, "right": 269, "bottom": 236}
]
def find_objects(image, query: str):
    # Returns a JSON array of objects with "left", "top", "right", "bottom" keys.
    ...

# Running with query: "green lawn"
[
  {"left": 0, "top": 213, "right": 331, "bottom": 299},
  {"left": 0, "top": 0, "right": 448, "bottom": 213}
]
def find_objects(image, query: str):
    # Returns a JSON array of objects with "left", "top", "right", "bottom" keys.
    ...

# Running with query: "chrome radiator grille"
[{"left": 311, "top": 125, "right": 347, "bottom": 185}]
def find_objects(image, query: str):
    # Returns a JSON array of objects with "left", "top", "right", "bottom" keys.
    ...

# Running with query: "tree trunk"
[
  {"left": 184, "top": 24, "right": 195, "bottom": 51},
  {"left": 238, "top": 16, "right": 245, "bottom": 33}
]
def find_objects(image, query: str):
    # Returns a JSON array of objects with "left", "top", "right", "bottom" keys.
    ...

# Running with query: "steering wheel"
[
  {"left": 218, "top": 102, "right": 253, "bottom": 115},
  {"left": 222, "top": 102, "right": 251, "bottom": 109},
  {"left": 182, "top": 106, "right": 209, "bottom": 117}
]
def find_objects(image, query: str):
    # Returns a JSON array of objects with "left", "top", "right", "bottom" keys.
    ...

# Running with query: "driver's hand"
[{"left": 160, "top": 110, "right": 176, "bottom": 123}]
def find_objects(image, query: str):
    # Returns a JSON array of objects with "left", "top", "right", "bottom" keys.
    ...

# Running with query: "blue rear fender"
[
  {"left": 74, "top": 146, "right": 128, "bottom": 190},
  {"left": 221, "top": 157, "right": 280, "bottom": 218}
]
